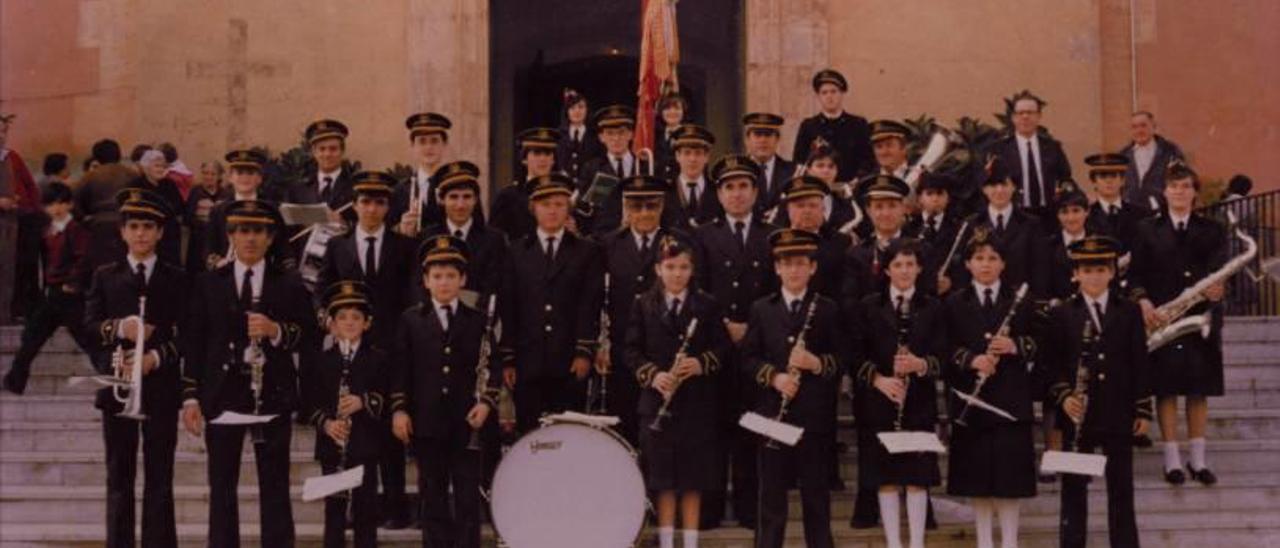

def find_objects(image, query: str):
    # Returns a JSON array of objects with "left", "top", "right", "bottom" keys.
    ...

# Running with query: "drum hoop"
[{"left": 538, "top": 418, "right": 639, "bottom": 459}]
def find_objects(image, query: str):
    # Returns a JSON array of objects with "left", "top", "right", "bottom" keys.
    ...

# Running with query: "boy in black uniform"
[
  {"left": 627, "top": 236, "right": 731, "bottom": 548},
  {"left": 84, "top": 188, "right": 185, "bottom": 548},
  {"left": 943, "top": 229, "right": 1039, "bottom": 548},
  {"left": 669, "top": 124, "right": 723, "bottom": 229},
  {"left": 852, "top": 238, "right": 944, "bottom": 548},
  {"left": 1129, "top": 160, "right": 1228, "bottom": 485},
  {"left": 792, "top": 69, "right": 873, "bottom": 180},
  {"left": 578, "top": 105, "right": 644, "bottom": 234},
  {"left": 906, "top": 172, "right": 965, "bottom": 294},
  {"left": 181, "top": 199, "right": 315, "bottom": 548},
  {"left": 391, "top": 235, "right": 501, "bottom": 548},
  {"left": 301, "top": 281, "right": 388, "bottom": 548},
  {"left": 497, "top": 174, "right": 604, "bottom": 431},
  {"left": 598, "top": 174, "right": 690, "bottom": 441},
  {"left": 967, "top": 159, "right": 1049, "bottom": 297},
  {"left": 490, "top": 127, "right": 560, "bottom": 242},
  {"left": 1044, "top": 235, "right": 1151, "bottom": 548},
  {"left": 745, "top": 228, "right": 854, "bottom": 548},
  {"left": 391, "top": 112, "right": 464, "bottom": 238},
  {"left": 3, "top": 182, "right": 96, "bottom": 394},
  {"left": 693, "top": 154, "right": 778, "bottom": 529}
]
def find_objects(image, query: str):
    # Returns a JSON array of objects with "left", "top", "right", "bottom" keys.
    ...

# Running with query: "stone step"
[
  {"left": 2, "top": 508, "right": 1278, "bottom": 548},
  {"left": 1219, "top": 317, "right": 1280, "bottom": 343}
]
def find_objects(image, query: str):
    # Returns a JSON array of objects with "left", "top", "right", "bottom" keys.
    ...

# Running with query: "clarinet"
[
  {"left": 953, "top": 283, "right": 1029, "bottom": 427},
  {"left": 649, "top": 318, "right": 700, "bottom": 432},
  {"left": 893, "top": 301, "right": 914, "bottom": 431},
  {"left": 337, "top": 346, "right": 355, "bottom": 521},
  {"left": 245, "top": 297, "right": 267, "bottom": 444},
  {"left": 588, "top": 274, "right": 612, "bottom": 414},
  {"left": 766, "top": 297, "right": 819, "bottom": 450},
  {"left": 467, "top": 296, "right": 498, "bottom": 451},
  {"left": 1069, "top": 317, "right": 1097, "bottom": 451}
]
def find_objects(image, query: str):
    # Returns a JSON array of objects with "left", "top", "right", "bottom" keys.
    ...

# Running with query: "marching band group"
[{"left": 3, "top": 67, "right": 1244, "bottom": 548}]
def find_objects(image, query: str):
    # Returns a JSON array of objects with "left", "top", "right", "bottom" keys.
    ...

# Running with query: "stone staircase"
[{"left": 2, "top": 318, "right": 1279, "bottom": 547}]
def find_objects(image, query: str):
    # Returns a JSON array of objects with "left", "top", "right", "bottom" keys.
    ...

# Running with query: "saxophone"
[{"left": 1147, "top": 212, "right": 1257, "bottom": 352}]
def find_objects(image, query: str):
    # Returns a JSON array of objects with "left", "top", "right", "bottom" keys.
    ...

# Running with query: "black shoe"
[
  {"left": 2, "top": 372, "right": 25, "bottom": 395},
  {"left": 1164, "top": 468, "right": 1186, "bottom": 485},
  {"left": 1038, "top": 472, "right": 1058, "bottom": 484},
  {"left": 381, "top": 516, "right": 412, "bottom": 530},
  {"left": 1188, "top": 466, "right": 1218, "bottom": 486},
  {"left": 1132, "top": 434, "right": 1154, "bottom": 448},
  {"left": 849, "top": 516, "right": 879, "bottom": 529}
]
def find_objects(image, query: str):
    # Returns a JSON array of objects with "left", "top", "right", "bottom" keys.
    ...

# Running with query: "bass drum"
[{"left": 491, "top": 421, "right": 647, "bottom": 547}]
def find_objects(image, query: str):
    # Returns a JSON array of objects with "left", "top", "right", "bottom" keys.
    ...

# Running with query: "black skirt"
[
  {"left": 1150, "top": 328, "right": 1225, "bottom": 397},
  {"left": 640, "top": 413, "right": 721, "bottom": 492},
  {"left": 946, "top": 421, "right": 1036, "bottom": 498},
  {"left": 858, "top": 428, "right": 941, "bottom": 488}
]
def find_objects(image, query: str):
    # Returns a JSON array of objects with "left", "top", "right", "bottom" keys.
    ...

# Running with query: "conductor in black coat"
[
  {"left": 180, "top": 200, "right": 316, "bottom": 548},
  {"left": 792, "top": 69, "right": 874, "bottom": 181},
  {"left": 300, "top": 281, "right": 388, "bottom": 548},
  {"left": 743, "top": 228, "right": 856, "bottom": 548},
  {"left": 84, "top": 189, "right": 185, "bottom": 548},
  {"left": 390, "top": 236, "right": 501, "bottom": 548},
  {"left": 1043, "top": 236, "right": 1151, "bottom": 548},
  {"left": 497, "top": 174, "right": 604, "bottom": 432}
]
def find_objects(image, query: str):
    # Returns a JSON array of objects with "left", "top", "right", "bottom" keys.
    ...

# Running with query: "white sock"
[
  {"left": 1163, "top": 441, "right": 1183, "bottom": 472},
  {"left": 996, "top": 499, "right": 1021, "bottom": 548},
  {"left": 658, "top": 526, "right": 675, "bottom": 548},
  {"left": 906, "top": 490, "right": 928, "bottom": 548},
  {"left": 681, "top": 529, "right": 698, "bottom": 547},
  {"left": 1189, "top": 437, "right": 1208, "bottom": 470},
  {"left": 973, "top": 498, "right": 995, "bottom": 548},
  {"left": 879, "top": 490, "right": 903, "bottom": 548}
]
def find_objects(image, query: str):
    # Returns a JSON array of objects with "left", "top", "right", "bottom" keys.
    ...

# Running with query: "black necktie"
[
  {"left": 321, "top": 176, "right": 333, "bottom": 202},
  {"left": 453, "top": 229, "right": 464, "bottom": 239},
  {"left": 1024, "top": 141, "right": 1042, "bottom": 207},
  {"left": 640, "top": 233, "right": 651, "bottom": 256},
  {"left": 364, "top": 237, "right": 378, "bottom": 278},
  {"left": 686, "top": 182, "right": 699, "bottom": 212},
  {"left": 240, "top": 267, "right": 254, "bottom": 311},
  {"left": 668, "top": 297, "right": 681, "bottom": 325},
  {"left": 983, "top": 287, "right": 995, "bottom": 309},
  {"left": 440, "top": 305, "right": 453, "bottom": 334},
  {"left": 734, "top": 221, "right": 747, "bottom": 249},
  {"left": 614, "top": 157, "right": 624, "bottom": 176},
  {"left": 996, "top": 213, "right": 1007, "bottom": 234},
  {"left": 895, "top": 294, "right": 906, "bottom": 314},
  {"left": 926, "top": 216, "right": 939, "bottom": 238},
  {"left": 1092, "top": 301, "right": 1106, "bottom": 332},
  {"left": 545, "top": 236, "right": 556, "bottom": 263},
  {"left": 1176, "top": 220, "right": 1186, "bottom": 233},
  {"left": 789, "top": 299, "right": 803, "bottom": 318},
  {"left": 135, "top": 262, "right": 147, "bottom": 294}
]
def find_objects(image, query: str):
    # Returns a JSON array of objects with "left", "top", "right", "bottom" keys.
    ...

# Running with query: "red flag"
[{"left": 635, "top": 0, "right": 680, "bottom": 155}]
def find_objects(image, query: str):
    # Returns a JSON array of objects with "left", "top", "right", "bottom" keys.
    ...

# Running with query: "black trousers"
[
  {"left": 416, "top": 429, "right": 483, "bottom": 548},
  {"left": 322, "top": 458, "right": 379, "bottom": 548},
  {"left": 515, "top": 375, "right": 585, "bottom": 433},
  {"left": 1060, "top": 430, "right": 1139, "bottom": 548},
  {"left": 102, "top": 409, "right": 177, "bottom": 548},
  {"left": 756, "top": 433, "right": 834, "bottom": 548},
  {"left": 206, "top": 418, "right": 295, "bottom": 548},
  {"left": 378, "top": 422, "right": 408, "bottom": 519},
  {"left": 5, "top": 286, "right": 96, "bottom": 392}
]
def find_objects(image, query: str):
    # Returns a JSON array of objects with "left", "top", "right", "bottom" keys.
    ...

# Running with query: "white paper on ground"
[
  {"left": 1041, "top": 450, "right": 1107, "bottom": 477},
  {"left": 302, "top": 465, "right": 365, "bottom": 502},
  {"left": 67, "top": 374, "right": 129, "bottom": 388},
  {"left": 878, "top": 431, "right": 947, "bottom": 454},
  {"left": 738, "top": 412, "right": 804, "bottom": 446},
  {"left": 543, "top": 411, "right": 621, "bottom": 428},
  {"left": 209, "top": 411, "right": 278, "bottom": 425}
]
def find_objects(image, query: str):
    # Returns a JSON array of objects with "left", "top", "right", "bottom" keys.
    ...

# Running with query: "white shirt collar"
[
  {"left": 447, "top": 218, "right": 473, "bottom": 238},
  {"left": 726, "top": 212, "right": 753, "bottom": 227},
  {"left": 536, "top": 226, "right": 567, "bottom": 243},
  {"left": 431, "top": 297, "right": 458, "bottom": 312},
  {"left": 631, "top": 227, "right": 657, "bottom": 249},
  {"left": 234, "top": 190, "right": 258, "bottom": 201},
  {"left": 1133, "top": 139, "right": 1156, "bottom": 152},
  {"left": 233, "top": 258, "right": 266, "bottom": 299},
  {"left": 988, "top": 203, "right": 1014, "bottom": 223},
  {"left": 924, "top": 211, "right": 945, "bottom": 225},
  {"left": 679, "top": 174, "right": 706, "bottom": 190},
  {"left": 1062, "top": 229, "right": 1086, "bottom": 246},
  {"left": 889, "top": 285, "right": 915, "bottom": 307},
  {"left": 781, "top": 287, "right": 808, "bottom": 308},
  {"left": 337, "top": 338, "right": 362, "bottom": 357},
  {"left": 416, "top": 167, "right": 434, "bottom": 189},
  {"left": 665, "top": 289, "right": 689, "bottom": 311},
  {"left": 318, "top": 167, "right": 342, "bottom": 183},
  {"left": 1169, "top": 211, "right": 1191, "bottom": 227},
  {"left": 874, "top": 229, "right": 902, "bottom": 247},
  {"left": 1097, "top": 196, "right": 1123, "bottom": 211},
  {"left": 49, "top": 215, "right": 72, "bottom": 235},
  {"left": 973, "top": 279, "right": 1002, "bottom": 300},
  {"left": 1018, "top": 133, "right": 1040, "bottom": 148},
  {"left": 356, "top": 224, "right": 386, "bottom": 241},
  {"left": 126, "top": 254, "right": 158, "bottom": 282},
  {"left": 1085, "top": 289, "right": 1109, "bottom": 310}
]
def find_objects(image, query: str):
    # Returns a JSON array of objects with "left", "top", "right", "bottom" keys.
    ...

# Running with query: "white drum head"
[{"left": 491, "top": 423, "right": 646, "bottom": 547}]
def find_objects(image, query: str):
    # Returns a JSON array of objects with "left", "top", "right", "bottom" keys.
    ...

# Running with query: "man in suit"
[
  {"left": 423, "top": 161, "right": 508, "bottom": 306},
  {"left": 1121, "top": 111, "right": 1186, "bottom": 204},
  {"left": 578, "top": 105, "right": 644, "bottom": 235},
  {"left": 868, "top": 120, "right": 911, "bottom": 180},
  {"left": 669, "top": 124, "right": 724, "bottom": 230},
  {"left": 391, "top": 236, "right": 501, "bottom": 548},
  {"left": 793, "top": 69, "right": 874, "bottom": 181},
  {"left": 392, "top": 112, "right": 474, "bottom": 239},
  {"left": 317, "top": 170, "right": 418, "bottom": 528},
  {"left": 85, "top": 188, "right": 185, "bottom": 548},
  {"left": 597, "top": 175, "right": 692, "bottom": 442},
  {"left": 498, "top": 174, "right": 605, "bottom": 431},
  {"left": 991, "top": 91, "right": 1072, "bottom": 224},
  {"left": 743, "top": 112, "right": 795, "bottom": 213},
  {"left": 1045, "top": 235, "right": 1151, "bottom": 548},
  {"left": 1085, "top": 152, "right": 1152, "bottom": 257},
  {"left": 181, "top": 199, "right": 314, "bottom": 548},
  {"left": 693, "top": 155, "right": 779, "bottom": 529},
  {"left": 490, "top": 127, "right": 561, "bottom": 242}
]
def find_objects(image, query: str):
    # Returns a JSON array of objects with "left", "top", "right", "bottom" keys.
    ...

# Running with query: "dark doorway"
[{"left": 489, "top": 0, "right": 743, "bottom": 192}]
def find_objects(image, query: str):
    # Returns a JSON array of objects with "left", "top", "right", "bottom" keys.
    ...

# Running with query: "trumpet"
[
  {"left": 406, "top": 170, "right": 424, "bottom": 237},
  {"left": 112, "top": 294, "right": 148, "bottom": 421},
  {"left": 766, "top": 297, "right": 818, "bottom": 450},
  {"left": 953, "top": 282, "right": 1029, "bottom": 427},
  {"left": 649, "top": 318, "right": 700, "bottom": 432},
  {"left": 468, "top": 295, "right": 499, "bottom": 452}
]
